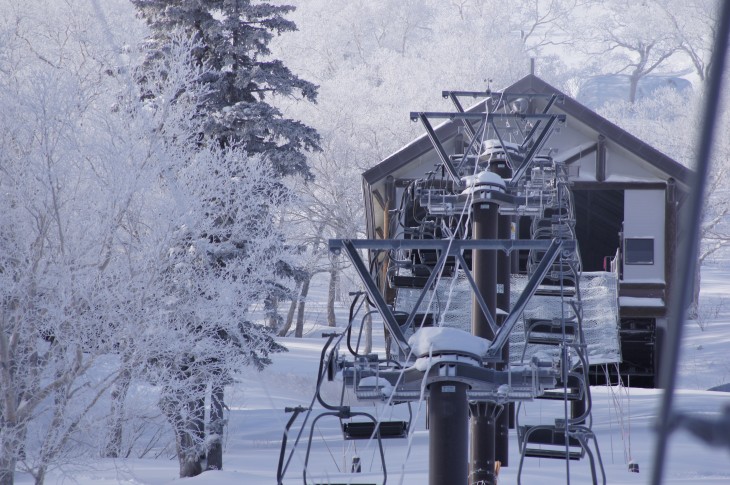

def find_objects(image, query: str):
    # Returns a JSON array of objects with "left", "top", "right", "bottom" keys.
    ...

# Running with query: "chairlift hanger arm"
[
  {"left": 277, "top": 406, "right": 307, "bottom": 485},
  {"left": 302, "top": 410, "right": 387, "bottom": 485}
]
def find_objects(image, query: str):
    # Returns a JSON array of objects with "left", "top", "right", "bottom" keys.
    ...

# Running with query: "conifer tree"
[
  {"left": 131, "top": 1, "right": 319, "bottom": 476},
  {"left": 133, "top": 0, "right": 320, "bottom": 177}
]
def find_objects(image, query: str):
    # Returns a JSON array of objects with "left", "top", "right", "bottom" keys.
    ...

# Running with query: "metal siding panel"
[{"left": 623, "top": 190, "right": 666, "bottom": 281}]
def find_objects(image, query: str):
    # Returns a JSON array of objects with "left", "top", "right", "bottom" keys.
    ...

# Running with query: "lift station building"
[{"left": 361, "top": 74, "right": 692, "bottom": 388}]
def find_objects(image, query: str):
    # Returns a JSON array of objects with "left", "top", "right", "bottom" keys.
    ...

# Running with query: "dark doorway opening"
[{"left": 573, "top": 189, "right": 624, "bottom": 271}]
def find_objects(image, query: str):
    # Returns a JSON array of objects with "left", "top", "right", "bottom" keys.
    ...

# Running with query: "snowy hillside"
[{"left": 13, "top": 260, "right": 730, "bottom": 485}]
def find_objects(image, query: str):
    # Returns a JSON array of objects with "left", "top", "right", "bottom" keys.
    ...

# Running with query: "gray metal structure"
[
  {"left": 276, "top": 35, "right": 730, "bottom": 478},
  {"left": 362, "top": 74, "right": 694, "bottom": 389},
  {"left": 312, "top": 91, "right": 608, "bottom": 484}
]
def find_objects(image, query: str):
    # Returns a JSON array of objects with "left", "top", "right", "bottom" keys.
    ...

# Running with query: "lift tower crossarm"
[
  {"left": 329, "top": 238, "right": 563, "bottom": 358},
  {"left": 411, "top": 111, "right": 565, "bottom": 187},
  {"left": 442, "top": 90, "right": 564, "bottom": 104}
]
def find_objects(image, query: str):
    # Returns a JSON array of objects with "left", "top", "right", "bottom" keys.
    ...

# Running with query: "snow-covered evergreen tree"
[
  {"left": 130, "top": 1, "right": 319, "bottom": 477},
  {"left": 132, "top": 0, "right": 320, "bottom": 178}
]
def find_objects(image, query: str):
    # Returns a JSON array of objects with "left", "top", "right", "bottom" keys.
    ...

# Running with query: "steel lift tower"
[{"left": 278, "top": 90, "right": 610, "bottom": 485}]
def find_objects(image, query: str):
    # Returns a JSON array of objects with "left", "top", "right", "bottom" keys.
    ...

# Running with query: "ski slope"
[{"left": 16, "top": 264, "right": 730, "bottom": 485}]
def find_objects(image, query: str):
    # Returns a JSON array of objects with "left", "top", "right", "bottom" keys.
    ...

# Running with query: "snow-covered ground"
[{"left": 19, "top": 264, "right": 730, "bottom": 485}]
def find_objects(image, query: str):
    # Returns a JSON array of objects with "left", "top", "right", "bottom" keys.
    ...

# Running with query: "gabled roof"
[{"left": 363, "top": 74, "right": 692, "bottom": 188}]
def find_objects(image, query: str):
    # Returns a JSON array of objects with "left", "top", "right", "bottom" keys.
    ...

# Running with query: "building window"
[{"left": 625, "top": 238, "right": 654, "bottom": 265}]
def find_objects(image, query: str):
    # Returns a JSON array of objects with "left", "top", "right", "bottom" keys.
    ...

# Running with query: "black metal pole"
[
  {"left": 509, "top": 215, "right": 519, "bottom": 432},
  {"left": 651, "top": 3, "right": 730, "bottom": 485},
  {"left": 490, "top": 159, "right": 513, "bottom": 462},
  {"left": 430, "top": 381, "right": 469, "bottom": 485},
  {"left": 496, "top": 211, "right": 511, "bottom": 466},
  {"left": 471, "top": 202, "right": 498, "bottom": 485}
]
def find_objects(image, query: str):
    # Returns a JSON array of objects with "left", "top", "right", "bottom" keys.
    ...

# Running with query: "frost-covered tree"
[
  {"left": 130, "top": 0, "right": 318, "bottom": 476},
  {"left": 132, "top": 0, "right": 320, "bottom": 177},
  {"left": 0, "top": 1, "right": 297, "bottom": 481},
  {"left": 0, "top": 2, "right": 148, "bottom": 482},
  {"left": 658, "top": 0, "right": 719, "bottom": 82},
  {"left": 582, "top": 0, "right": 683, "bottom": 102}
]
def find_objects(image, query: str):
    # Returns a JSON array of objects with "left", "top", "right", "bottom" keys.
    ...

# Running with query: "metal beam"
[
  {"left": 400, "top": 248, "right": 451, "bottom": 331},
  {"left": 521, "top": 94, "right": 559, "bottom": 145},
  {"left": 441, "top": 90, "right": 564, "bottom": 102},
  {"left": 509, "top": 114, "right": 563, "bottom": 186},
  {"left": 596, "top": 134, "right": 606, "bottom": 182},
  {"left": 489, "top": 117, "right": 522, "bottom": 170},
  {"left": 456, "top": 120, "right": 487, "bottom": 173},
  {"left": 486, "top": 239, "right": 563, "bottom": 358},
  {"left": 447, "top": 92, "right": 476, "bottom": 139},
  {"left": 651, "top": 3, "right": 730, "bottom": 484},
  {"left": 417, "top": 113, "right": 463, "bottom": 185},
  {"left": 456, "top": 253, "right": 499, "bottom": 336},
  {"left": 330, "top": 238, "right": 564, "bottom": 253},
  {"left": 411, "top": 112, "right": 562, "bottom": 122},
  {"left": 339, "top": 241, "right": 411, "bottom": 354}
]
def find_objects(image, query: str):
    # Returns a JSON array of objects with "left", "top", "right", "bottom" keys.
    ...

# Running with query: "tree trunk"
[
  {"left": 0, "top": 415, "right": 22, "bottom": 485},
  {"left": 294, "top": 275, "right": 311, "bottom": 338},
  {"left": 327, "top": 261, "right": 338, "bottom": 327},
  {"left": 178, "top": 392, "right": 205, "bottom": 478},
  {"left": 0, "top": 437, "right": 17, "bottom": 485},
  {"left": 278, "top": 280, "right": 302, "bottom": 337},
  {"left": 690, "top": 264, "right": 702, "bottom": 319},
  {"left": 206, "top": 384, "right": 225, "bottom": 471},
  {"left": 264, "top": 294, "right": 281, "bottom": 330},
  {"left": 629, "top": 72, "right": 641, "bottom": 103},
  {"left": 102, "top": 365, "right": 132, "bottom": 458},
  {"left": 33, "top": 467, "right": 45, "bottom": 485},
  {"left": 160, "top": 378, "right": 206, "bottom": 478}
]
